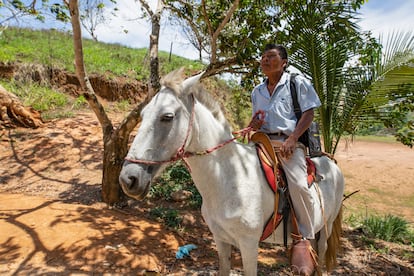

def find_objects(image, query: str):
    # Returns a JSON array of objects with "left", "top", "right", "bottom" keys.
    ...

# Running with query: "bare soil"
[{"left": 1, "top": 111, "right": 413, "bottom": 275}]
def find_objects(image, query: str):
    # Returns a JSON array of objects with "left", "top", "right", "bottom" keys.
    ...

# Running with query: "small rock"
[
  {"left": 171, "top": 190, "right": 193, "bottom": 202},
  {"left": 182, "top": 213, "right": 196, "bottom": 225}
]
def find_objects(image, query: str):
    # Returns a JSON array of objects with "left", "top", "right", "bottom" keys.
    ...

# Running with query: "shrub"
[
  {"left": 149, "top": 207, "right": 182, "bottom": 229},
  {"left": 362, "top": 214, "right": 411, "bottom": 243},
  {"left": 150, "top": 162, "right": 202, "bottom": 208}
]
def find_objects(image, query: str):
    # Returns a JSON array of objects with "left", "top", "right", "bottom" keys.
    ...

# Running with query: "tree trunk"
[
  {"left": 68, "top": 0, "right": 124, "bottom": 204},
  {"left": 149, "top": 4, "right": 161, "bottom": 94},
  {"left": 67, "top": 0, "right": 159, "bottom": 204},
  {"left": 139, "top": 0, "right": 163, "bottom": 95},
  {"left": 0, "top": 84, "right": 43, "bottom": 129},
  {"left": 101, "top": 133, "right": 127, "bottom": 204}
]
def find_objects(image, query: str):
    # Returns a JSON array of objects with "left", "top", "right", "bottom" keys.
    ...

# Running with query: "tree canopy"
[{"left": 165, "top": 0, "right": 279, "bottom": 76}]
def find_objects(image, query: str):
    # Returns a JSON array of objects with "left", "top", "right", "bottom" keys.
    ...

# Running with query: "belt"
[
  {"left": 267, "top": 132, "right": 287, "bottom": 139},
  {"left": 268, "top": 132, "right": 285, "bottom": 136}
]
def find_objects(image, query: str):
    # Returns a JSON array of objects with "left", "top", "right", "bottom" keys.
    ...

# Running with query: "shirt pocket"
[{"left": 277, "top": 96, "right": 293, "bottom": 115}]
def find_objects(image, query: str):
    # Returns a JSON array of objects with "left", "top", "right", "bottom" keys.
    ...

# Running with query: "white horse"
[{"left": 119, "top": 69, "right": 345, "bottom": 275}]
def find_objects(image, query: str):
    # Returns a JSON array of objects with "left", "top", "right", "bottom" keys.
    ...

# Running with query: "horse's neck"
[
  {"left": 186, "top": 142, "right": 244, "bottom": 198},
  {"left": 186, "top": 105, "right": 233, "bottom": 187},
  {"left": 185, "top": 105, "right": 257, "bottom": 199},
  {"left": 186, "top": 104, "right": 233, "bottom": 153}
]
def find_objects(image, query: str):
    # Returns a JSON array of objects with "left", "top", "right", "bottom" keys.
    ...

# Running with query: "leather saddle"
[{"left": 250, "top": 132, "right": 317, "bottom": 241}]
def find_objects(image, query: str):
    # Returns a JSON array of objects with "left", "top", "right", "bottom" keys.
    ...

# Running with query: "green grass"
[
  {"left": 0, "top": 79, "right": 88, "bottom": 120},
  {"left": 0, "top": 80, "right": 68, "bottom": 109},
  {"left": 345, "top": 213, "right": 414, "bottom": 245},
  {"left": 363, "top": 215, "right": 414, "bottom": 245},
  {"left": 352, "top": 135, "right": 398, "bottom": 143},
  {"left": 0, "top": 27, "right": 204, "bottom": 80}
]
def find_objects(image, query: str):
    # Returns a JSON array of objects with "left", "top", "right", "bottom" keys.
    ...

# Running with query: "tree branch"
[
  {"left": 138, "top": 0, "right": 154, "bottom": 17},
  {"left": 211, "top": 0, "right": 239, "bottom": 43},
  {"left": 201, "top": 0, "right": 239, "bottom": 63},
  {"left": 202, "top": 56, "right": 258, "bottom": 78}
]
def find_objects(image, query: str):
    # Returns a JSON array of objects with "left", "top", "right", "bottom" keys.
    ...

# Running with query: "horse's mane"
[{"left": 161, "top": 69, "right": 231, "bottom": 132}]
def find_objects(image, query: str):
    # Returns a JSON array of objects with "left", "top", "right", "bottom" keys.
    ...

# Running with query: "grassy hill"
[
  {"left": 0, "top": 27, "right": 204, "bottom": 80},
  {"left": 0, "top": 27, "right": 251, "bottom": 127}
]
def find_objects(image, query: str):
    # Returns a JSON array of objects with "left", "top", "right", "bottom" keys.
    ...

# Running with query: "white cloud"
[
  {"left": 358, "top": 0, "right": 414, "bottom": 42},
  {"left": 93, "top": 0, "right": 199, "bottom": 59},
  {"left": 94, "top": 0, "right": 149, "bottom": 48}
]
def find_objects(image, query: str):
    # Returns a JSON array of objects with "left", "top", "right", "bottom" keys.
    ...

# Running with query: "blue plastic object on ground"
[{"left": 175, "top": 244, "right": 197, "bottom": 259}]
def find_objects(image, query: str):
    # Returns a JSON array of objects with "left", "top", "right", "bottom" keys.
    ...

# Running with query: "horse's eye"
[{"left": 161, "top": 113, "right": 174, "bottom": 122}]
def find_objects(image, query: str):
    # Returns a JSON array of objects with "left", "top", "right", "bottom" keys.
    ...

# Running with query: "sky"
[
  {"left": 357, "top": 0, "right": 414, "bottom": 42},
  {"left": 1, "top": 0, "right": 413, "bottom": 60}
]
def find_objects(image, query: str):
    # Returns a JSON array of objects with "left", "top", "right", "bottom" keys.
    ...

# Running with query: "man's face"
[{"left": 260, "top": 49, "right": 287, "bottom": 77}]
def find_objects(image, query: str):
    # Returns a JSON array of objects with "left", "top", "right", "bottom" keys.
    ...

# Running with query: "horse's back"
[
  {"left": 311, "top": 156, "right": 344, "bottom": 188},
  {"left": 311, "top": 155, "right": 344, "bottom": 217}
]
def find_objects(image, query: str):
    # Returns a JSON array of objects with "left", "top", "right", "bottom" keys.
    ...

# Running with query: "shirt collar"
[{"left": 263, "top": 72, "right": 289, "bottom": 88}]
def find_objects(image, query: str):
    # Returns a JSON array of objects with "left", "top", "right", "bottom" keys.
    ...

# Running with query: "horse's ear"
[{"left": 181, "top": 71, "right": 205, "bottom": 92}]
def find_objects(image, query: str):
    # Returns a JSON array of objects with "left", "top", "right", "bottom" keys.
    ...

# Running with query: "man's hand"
[
  {"left": 249, "top": 117, "right": 263, "bottom": 131},
  {"left": 280, "top": 135, "right": 298, "bottom": 159},
  {"left": 249, "top": 110, "right": 265, "bottom": 131},
  {"left": 280, "top": 109, "right": 314, "bottom": 158}
]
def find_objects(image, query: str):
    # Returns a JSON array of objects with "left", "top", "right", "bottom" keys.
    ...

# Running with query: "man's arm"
[
  {"left": 280, "top": 109, "right": 314, "bottom": 158},
  {"left": 291, "top": 109, "right": 314, "bottom": 141}
]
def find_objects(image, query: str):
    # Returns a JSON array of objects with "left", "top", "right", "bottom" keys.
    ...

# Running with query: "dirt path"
[
  {"left": 1, "top": 114, "right": 413, "bottom": 275},
  {"left": 335, "top": 138, "right": 414, "bottom": 222}
]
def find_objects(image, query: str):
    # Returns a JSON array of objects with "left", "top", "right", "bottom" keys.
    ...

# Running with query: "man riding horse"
[
  {"left": 250, "top": 44, "right": 321, "bottom": 275},
  {"left": 120, "top": 65, "right": 344, "bottom": 275}
]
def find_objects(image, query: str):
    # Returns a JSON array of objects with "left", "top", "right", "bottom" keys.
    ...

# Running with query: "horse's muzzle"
[{"left": 119, "top": 163, "right": 155, "bottom": 200}]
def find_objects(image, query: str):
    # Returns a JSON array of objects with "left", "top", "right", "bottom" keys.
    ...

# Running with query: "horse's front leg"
[
  {"left": 215, "top": 240, "right": 231, "bottom": 276},
  {"left": 239, "top": 239, "right": 259, "bottom": 276}
]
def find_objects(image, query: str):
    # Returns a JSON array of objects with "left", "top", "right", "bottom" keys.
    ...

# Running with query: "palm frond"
[
  {"left": 358, "top": 30, "right": 414, "bottom": 121},
  {"left": 379, "top": 30, "right": 414, "bottom": 78}
]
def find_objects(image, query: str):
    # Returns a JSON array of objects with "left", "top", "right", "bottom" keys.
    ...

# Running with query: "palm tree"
[
  {"left": 278, "top": 0, "right": 364, "bottom": 153},
  {"left": 278, "top": 0, "right": 414, "bottom": 153},
  {"left": 358, "top": 31, "right": 414, "bottom": 147}
]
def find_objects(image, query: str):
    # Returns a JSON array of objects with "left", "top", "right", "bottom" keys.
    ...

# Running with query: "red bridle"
[{"left": 124, "top": 94, "right": 263, "bottom": 171}]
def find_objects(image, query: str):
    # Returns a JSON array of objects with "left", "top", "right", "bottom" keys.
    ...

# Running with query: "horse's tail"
[{"left": 325, "top": 205, "right": 342, "bottom": 271}]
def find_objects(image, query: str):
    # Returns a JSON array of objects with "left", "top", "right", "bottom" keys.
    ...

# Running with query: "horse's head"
[{"left": 119, "top": 68, "right": 203, "bottom": 200}]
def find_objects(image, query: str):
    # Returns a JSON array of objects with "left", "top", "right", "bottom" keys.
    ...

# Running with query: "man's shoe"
[{"left": 290, "top": 239, "right": 318, "bottom": 275}]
